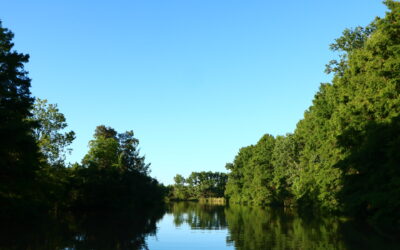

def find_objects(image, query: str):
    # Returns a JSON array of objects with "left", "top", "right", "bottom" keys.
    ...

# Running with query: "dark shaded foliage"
[
  {"left": 0, "top": 20, "right": 44, "bottom": 216},
  {"left": 337, "top": 117, "right": 400, "bottom": 229},
  {"left": 69, "top": 125, "right": 165, "bottom": 213},
  {"left": 0, "top": 207, "right": 165, "bottom": 250}
]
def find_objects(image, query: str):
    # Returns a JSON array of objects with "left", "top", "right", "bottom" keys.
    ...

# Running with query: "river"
[
  {"left": 1, "top": 202, "right": 399, "bottom": 249},
  {"left": 147, "top": 202, "right": 399, "bottom": 250}
]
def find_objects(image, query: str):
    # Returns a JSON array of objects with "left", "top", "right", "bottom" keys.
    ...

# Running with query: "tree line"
[
  {"left": 0, "top": 21, "right": 165, "bottom": 218},
  {"left": 2, "top": 0, "right": 400, "bottom": 233},
  {"left": 168, "top": 171, "right": 227, "bottom": 200},
  {"left": 225, "top": 0, "right": 400, "bottom": 229}
]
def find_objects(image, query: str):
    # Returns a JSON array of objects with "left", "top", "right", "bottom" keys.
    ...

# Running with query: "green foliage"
[
  {"left": 82, "top": 125, "right": 150, "bottom": 174},
  {"left": 225, "top": 134, "right": 276, "bottom": 205},
  {"left": 31, "top": 98, "right": 75, "bottom": 166},
  {"left": 0, "top": 20, "right": 43, "bottom": 213},
  {"left": 0, "top": 19, "right": 165, "bottom": 217},
  {"left": 170, "top": 171, "right": 228, "bottom": 200},
  {"left": 71, "top": 125, "right": 164, "bottom": 212},
  {"left": 271, "top": 134, "right": 300, "bottom": 205},
  {"left": 225, "top": 1, "right": 400, "bottom": 229}
]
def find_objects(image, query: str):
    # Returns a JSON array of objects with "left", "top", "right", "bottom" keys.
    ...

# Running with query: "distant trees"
[
  {"left": 225, "top": 0, "right": 400, "bottom": 228},
  {"left": 170, "top": 171, "right": 227, "bottom": 200}
]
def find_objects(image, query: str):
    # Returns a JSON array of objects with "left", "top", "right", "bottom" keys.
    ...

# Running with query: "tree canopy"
[
  {"left": 0, "top": 20, "right": 42, "bottom": 213},
  {"left": 225, "top": 0, "right": 400, "bottom": 228}
]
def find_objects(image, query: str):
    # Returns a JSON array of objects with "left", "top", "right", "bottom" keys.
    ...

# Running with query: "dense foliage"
[
  {"left": 0, "top": 20, "right": 165, "bottom": 218},
  {"left": 31, "top": 98, "right": 75, "bottom": 167},
  {"left": 225, "top": 0, "right": 400, "bottom": 228},
  {"left": 169, "top": 171, "right": 227, "bottom": 200},
  {"left": 0, "top": 20, "right": 43, "bottom": 215},
  {"left": 69, "top": 125, "right": 164, "bottom": 212}
]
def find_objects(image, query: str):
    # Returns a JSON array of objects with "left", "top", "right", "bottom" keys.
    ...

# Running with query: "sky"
[{"left": 2, "top": 0, "right": 387, "bottom": 184}]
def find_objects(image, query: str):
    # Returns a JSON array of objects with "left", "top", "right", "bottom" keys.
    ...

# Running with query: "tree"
[
  {"left": 225, "top": 145, "right": 254, "bottom": 204},
  {"left": 224, "top": 2, "right": 400, "bottom": 225},
  {"left": 72, "top": 125, "right": 163, "bottom": 212},
  {"left": 225, "top": 134, "right": 276, "bottom": 205},
  {"left": 170, "top": 172, "right": 228, "bottom": 200},
  {"left": 82, "top": 126, "right": 120, "bottom": 169},
  {"left": 31, "top": 98, "right": 75, "bottom": 166},
  {"left": 171, "top": 174, "right": 189, "bottom": 200},
  {"left": 118, "top": 130, "right": 149, "bottom": 174},
  {"left": 82, "top": 125, "right": 149, "bottom": 173},
  {"left": 0, "top": 20, "right": 41, "bottom": 211},
  {"left": 332, "top": 0, "right": 400, "bottom": 225},
  {"left": 271, "top": 134, "right": 300, "bottom": 206}
]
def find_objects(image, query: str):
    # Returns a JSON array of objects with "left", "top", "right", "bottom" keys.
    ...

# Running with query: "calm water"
[
  {"left": 147, "top": 202, "right": 399, "bottom": 250},
  {"left": 1, "top": 202, "right": 399, "bottom": 249}
]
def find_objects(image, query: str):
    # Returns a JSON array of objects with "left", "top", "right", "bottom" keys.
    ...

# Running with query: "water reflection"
[
  {"left": 225, "top": 205, "right": 345, "bottom": 250},
  {"left": 0, "top": 208, "right": 164, "bottom": 250},
  {"left": 168, "top": 202, "right": 227, "bottom": 230},
  {"left": 165, "top": 202, "right": 400, "bottom": 250},
  {"left": 1, "top": 203, "right": 399, "bottom": 249}
]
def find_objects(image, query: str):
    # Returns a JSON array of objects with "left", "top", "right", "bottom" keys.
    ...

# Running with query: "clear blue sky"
[{"left": 2, "top": 0, "right": 387, "bottom": 184}]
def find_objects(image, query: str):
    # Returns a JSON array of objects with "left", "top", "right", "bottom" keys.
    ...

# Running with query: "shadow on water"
[
  {"left": 1, "top": 202, "right": 400, "bottom": 249},
  {"left": 0, "top": 206, "right": 165, "bottom": 250}
]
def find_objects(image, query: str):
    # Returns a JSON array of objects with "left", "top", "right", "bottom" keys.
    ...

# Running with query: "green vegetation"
[
  {"left": 31, "top": 98, "right": 75, "bottom": 167},
  {"left": 0, "top": 20, "right": 43, "bottom": 216},
  {"left": 0, "top": 20, "right": 165, "bottom": 219},
  {"left": 69, "top": 125, "right": 165, "bottom": 212},
  {"left": 168, "top": 171, "right": 227, "bottom": 200},
  {"left": 1, "top": 0, "right": 400, "bottom": 239},
  {"left": 225, "top": 0, "right": 400, "bottom": 230}
]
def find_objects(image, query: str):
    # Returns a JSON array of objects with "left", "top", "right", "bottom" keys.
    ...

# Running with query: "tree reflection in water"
[
  {"left": 168, "top": 201, "right": 227, "bottom": 230},
  {"left": 0, "top": 207, "right": 165, "bottom": 250},
  {"left": 168, "top": 202, "right": 400, "bottom": 250},
  {"left": 2, "top": 203, "right": 399, "bottom": 249}
]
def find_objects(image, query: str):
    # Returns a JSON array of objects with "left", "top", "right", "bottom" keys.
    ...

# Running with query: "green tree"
[
  {"left": 171, "top": 174, "right": 189, "bottom": 200},
  {"left": 331, "top": 0, "right": 400, "bottom": 226},
  {"left": 170, "top": 172, "right": 228, "bottom": 200},
  {"left": 225, "top": 134, "right": 276, "bottom": 205},
  {"left": 224, "top": 2, "right": 400, "bottom": 227},
  {"left": 225, "top": 145, "right": 254, "bottom": 204},
  {"left": 0, "top": 20, "right": 42, "bottom": 212},
  {"left": 118, "top": 130, "right": 149, "bottom": 174},
  {"left": 271, "top": 134, "right": 300, "bottom": 206},
  {"left": 186, "top": 171, "right": 227, "bottom": 198},
  {"left": 82, "top": 126, "right": 120, "bottom": 169},
  {"left": 31, "top": 98, "right": 75, "bottom": 166},
  {"left": 82, "top": 125, "right": 149, "bottom": 173},
  {"left": 71, "top": 125, "right": 164, "bottom": 212}
]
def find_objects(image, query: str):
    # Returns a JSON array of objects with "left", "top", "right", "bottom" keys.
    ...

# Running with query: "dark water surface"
[{"left": 1, "top": 202, "right": 399, "bottom": 249}]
